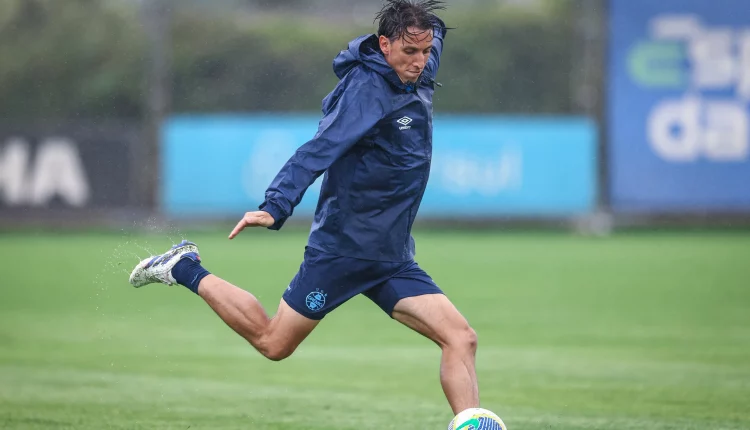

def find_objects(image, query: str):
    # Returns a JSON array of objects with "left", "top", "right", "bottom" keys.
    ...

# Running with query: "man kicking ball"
[{"left": 130, "top": 0, "right": 480, "bottom": 415}]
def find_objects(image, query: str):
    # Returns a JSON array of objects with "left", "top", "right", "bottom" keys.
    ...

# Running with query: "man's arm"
[
  {"left": 425, "top": 17, "right": 448, "bottom": 80},
  {"left": 228, "top": 78, "right": 386, "bottom": 238}
]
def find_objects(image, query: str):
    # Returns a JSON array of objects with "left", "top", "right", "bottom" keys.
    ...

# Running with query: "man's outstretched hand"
[{"left": 228, "top": 211, "right": 275, "bottom": 239}]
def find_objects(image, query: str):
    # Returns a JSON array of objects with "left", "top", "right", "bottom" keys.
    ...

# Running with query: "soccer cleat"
[{"left": 129, "top": 240, "right": 201, "bottom": 287}]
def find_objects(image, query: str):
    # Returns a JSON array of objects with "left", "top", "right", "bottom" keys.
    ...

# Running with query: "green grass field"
[{"left": 1, "top": 229, "right": 749, "bottom": 429}]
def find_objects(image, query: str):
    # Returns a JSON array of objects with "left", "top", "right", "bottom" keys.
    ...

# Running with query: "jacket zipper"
[{"left": 404, "top": 86, "right": 432, "bottom": 255}]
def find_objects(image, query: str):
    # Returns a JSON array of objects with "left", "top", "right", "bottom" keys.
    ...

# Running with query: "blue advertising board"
[
  {"left": 609, "top": 0, "right": 750, "bottom": 212},
  {"left": 162, "top": 115, "right": 595, "bottom": 218}
]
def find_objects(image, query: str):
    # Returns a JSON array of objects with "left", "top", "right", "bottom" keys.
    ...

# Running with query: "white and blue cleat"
[{"left": 129, "top": 240, "right": 201, "bottom": 287}]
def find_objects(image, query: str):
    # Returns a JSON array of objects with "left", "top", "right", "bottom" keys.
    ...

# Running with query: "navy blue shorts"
[{"left": 282, "top": 247, "right": 443, "bottom": 320}]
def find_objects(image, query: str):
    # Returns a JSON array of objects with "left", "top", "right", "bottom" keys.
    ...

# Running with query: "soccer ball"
[{"left": 447, "top": 408, "right": 507, "bottom": 430}]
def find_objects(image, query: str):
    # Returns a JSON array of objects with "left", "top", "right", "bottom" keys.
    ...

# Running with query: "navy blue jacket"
[{"left": 260, "top": 24, "right": 447, "bottom": 262}]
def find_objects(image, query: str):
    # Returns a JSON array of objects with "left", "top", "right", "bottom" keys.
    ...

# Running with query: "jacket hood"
[{"left": 332, "top": 34, "right": 424, "bottom": 93}]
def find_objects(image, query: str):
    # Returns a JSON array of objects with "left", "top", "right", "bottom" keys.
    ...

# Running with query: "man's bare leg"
[
  {"left": 392, "top": 294, "right": 479, "bottom": 414},
  {"left": 197, "top": 274, "right": 319, "bottom": 361},
  {"left": 129, "top": 240, "right": 318, "bottom": 361}
]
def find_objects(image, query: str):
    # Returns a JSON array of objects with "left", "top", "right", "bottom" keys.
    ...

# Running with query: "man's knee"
[
  {"left": 255, "top": 337, "right": 297, "bottom": 362},
  {"left": 464, "top": 326, "right": 478, "bottom": 353},
  {"left": 446, "top": 325, "right": 478, "bottom": 354},
  {"left": 265, "top": 347, "right": 295, "bottom": 362},
  {"left": 251, "top": 300, "right": 318, "bottom": 361}
]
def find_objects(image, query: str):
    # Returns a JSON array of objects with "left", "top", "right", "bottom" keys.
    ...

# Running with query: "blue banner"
[
  {"left": 609, "top": 0, "right": 750, "bottom": 212},
  {"left": 162, "top": 115, "right": 595, "bottom": 218}
]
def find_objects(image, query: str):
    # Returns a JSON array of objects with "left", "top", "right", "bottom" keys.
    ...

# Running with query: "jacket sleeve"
[
  {"left": 425, "top": 17, "right": 448, "bottom": 80},
  {"left": 259, "top": 81, "right": 385, "bottom": 230}
]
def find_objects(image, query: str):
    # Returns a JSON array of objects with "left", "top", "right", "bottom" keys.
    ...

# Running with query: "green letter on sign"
[{"left": 627, "top": 41, "right": 687, "bottom": 88}]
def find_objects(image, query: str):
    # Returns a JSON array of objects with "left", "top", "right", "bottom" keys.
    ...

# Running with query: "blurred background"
[
  {"left": 0, "top": 1, "right": 749, "bottom": 429},
  {"left": 1, "top": 0, "right": 601, "bottom": 227},
  {"left": 2, "top": 0, "right": 748, "bottom": 227}
]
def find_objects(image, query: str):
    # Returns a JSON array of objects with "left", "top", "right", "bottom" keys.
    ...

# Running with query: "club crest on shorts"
[{"left": 305, "top": 288, "right": 327, "bottom": 311}]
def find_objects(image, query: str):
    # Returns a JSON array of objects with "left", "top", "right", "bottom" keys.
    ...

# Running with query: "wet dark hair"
[{"left": 375, "top": 0, "right": 446, "bottom": 42}]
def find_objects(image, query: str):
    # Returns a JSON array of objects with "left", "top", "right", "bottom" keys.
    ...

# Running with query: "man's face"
[{"left": 379, "top": 27, "right": 433, "bottom": 84}]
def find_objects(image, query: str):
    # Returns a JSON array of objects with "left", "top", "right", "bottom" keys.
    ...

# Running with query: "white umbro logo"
[{"left": 397, "top": 116, "right": 413, "bottom": 130}]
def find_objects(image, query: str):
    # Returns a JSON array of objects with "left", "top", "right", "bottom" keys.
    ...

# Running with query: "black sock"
[{"left": 171, "top": 257, "right": 211, "bottom": 295}]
